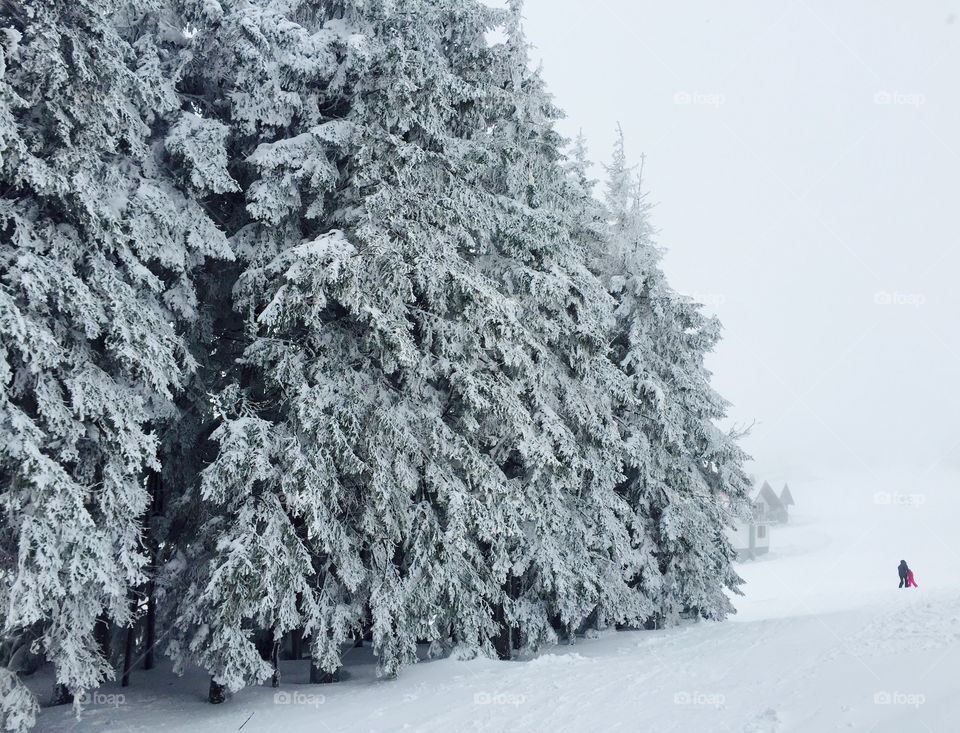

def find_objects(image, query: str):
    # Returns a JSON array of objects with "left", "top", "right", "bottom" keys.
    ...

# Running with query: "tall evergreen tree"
[
  {"left": 178, "top": 0, "right": 551, "bottom": 684},
  {"left": 161, "top": 0, "right": 364, "bottom": 696},
  {"left": 0, "top": 0, "right": 231, "bottom": 727},
  {"left": 598, "top": 128, "right": 751, "bottom": 626},
  {"left": 0, "top": 2, "right": 752, "bottom": 726},
  {"left": 477, "top": 2, "right": 656, "bottom": 647},
  {"left": 169, "top": 0, "right": 656, "bottom": 693}
]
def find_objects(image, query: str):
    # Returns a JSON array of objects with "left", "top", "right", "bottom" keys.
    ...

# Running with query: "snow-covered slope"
[{"left": 34, "top": 471, "right": 960, "bottom": 732}]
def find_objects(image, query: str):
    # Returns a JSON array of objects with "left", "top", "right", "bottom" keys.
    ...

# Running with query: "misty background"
[{"left": 515, "top": 0, "right": 960, "bottom": 480}]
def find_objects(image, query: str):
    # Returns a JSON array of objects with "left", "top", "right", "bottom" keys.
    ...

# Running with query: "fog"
[{"left": 518, "top": 0, "right": 960, "bottom": 479}]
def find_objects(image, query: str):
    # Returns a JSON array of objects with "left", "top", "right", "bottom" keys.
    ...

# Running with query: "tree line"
[{"left": 0, "top": 0, "right": 751, "bottom": 728}]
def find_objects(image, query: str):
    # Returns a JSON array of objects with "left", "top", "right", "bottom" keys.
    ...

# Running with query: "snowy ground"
[{"left": 34, "top": 470, "right": 960, "bottom": 732}]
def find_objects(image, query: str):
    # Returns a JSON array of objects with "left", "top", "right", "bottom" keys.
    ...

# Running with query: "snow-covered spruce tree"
[
  {"left": 475, "top": 3, "right": 656, "bottom": 647},
  {"left": 200, "top": 0, "right": 533, "bottom": 683},
  {"left": 127, "top": 0, "right": 750, "bottom": 701},
  {"left": 0, "top": 0, "right": 232, "bottom": 726},
  {"left": 168, "top": 0, "right": 650, "bottom": 694},
  {"left": 560, "top": 131, "right": 664, "bottom": 635},
  {"left": 154, "top": 0, "right": 364, "bottom": 699},
  {"left": 598, "top": 128, "right": 751, "bottom": 626}
]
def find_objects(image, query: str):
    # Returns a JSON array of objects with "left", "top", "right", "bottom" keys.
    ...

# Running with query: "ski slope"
[{"left": 34, "top": 471, "right": 960, "bottom": 732}]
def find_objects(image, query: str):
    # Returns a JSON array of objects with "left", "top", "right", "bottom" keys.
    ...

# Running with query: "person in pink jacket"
[{"left": 907, "top": 568, "right": 919, "bottom": 588}]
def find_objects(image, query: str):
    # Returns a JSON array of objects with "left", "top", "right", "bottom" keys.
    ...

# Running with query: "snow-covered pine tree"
[
  {"left": 0, "top": 1, "right": 752, "bottom": 719},
  {"left": 155, "top": 0, "right": 365, "bottom": 698},
  {"left": 0, "top": 0, "right": 231, "bottom": 727},
  {"left": 476, "top": 3, "right": 657, "bottom": 647},
  {"left": 597, "top": 128, "right": 751, "bottom": 627},
  {"left": 558, "top": 131, "right": 663, "bottom": 635},
  {"left": 170, "top": 0, "right": 662, "bottom": 693},
  {"left": 165, "top": 0, "right": 528, "bottom": 688}
]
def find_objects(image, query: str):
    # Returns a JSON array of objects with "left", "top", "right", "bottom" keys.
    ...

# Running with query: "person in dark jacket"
[{"left": 898, "top": 560, "right": 909, "bottom": 588}]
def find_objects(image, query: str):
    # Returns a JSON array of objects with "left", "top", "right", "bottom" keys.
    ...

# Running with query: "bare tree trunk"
[
  {"left": 491, "top": 602, "right": 511, "bottom": 660},
  {"left": 208, "top": 677, "right": 226, "bottom": 704},
  {"left": 510, "top": 574, "right": 522, "bottom": 651},
  {"left": 121, "top": 626, "right": 135, "bottom": 687},
  {"left": 121, "top": 591, "right": 139, "bottom": 687},
  {"left": 94, "top": 612, "right": 112, "bottom": 662},
  {"left": 51, "top": 683, "right": 73, "bottom": 706},
  {"left": 143, "top": 470, "right": 161, "bottom": 671},
  {"left": 143, "top": 573, "right": 156, "bottom": 670},
  {"left": 290, "top": 628, "right": 302, "bottom": 660},
  {"left": 271, "top": 637, "right": 281, "bottom": 688}
]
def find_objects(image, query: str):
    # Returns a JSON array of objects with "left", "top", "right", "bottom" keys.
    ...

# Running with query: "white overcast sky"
[{"left": 514, "top": 0, "right": 960, "bottom": 480}]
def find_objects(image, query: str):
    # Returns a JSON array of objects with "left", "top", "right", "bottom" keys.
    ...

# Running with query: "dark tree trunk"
[
  {"left": 94, "top": 612, "right": 112, "bottom": 662},
  {"left": 493, "top": 573, "right": 522, "bottom": 660},
  {"left": 491, "top": 603, "right": 511, "bottom": 661},
  {"left": 548, "top": 613, "right": 564, "bottom": 634},
  {"left": 121, "top": 589, "right": 140, "bottom": 687},
  {"left": 353, "top": 628, "right": 363, "bottom": 648},
  {"left": 270, "top": 638, "right": 281, "bottom": 688},
  {"left": 642, "top": 613, "right": 662, "bottom": 631},
  {"left": 290, "top": 628, "right": 302, "bottom": 660},
  {"left": 208, "top": 677, "right": 226, "bottom": 704},
  {"left": 143, "top": 575, "right": 156, "bottom": 670},
  {"left": 587, "top": 605, "right": 603, "bottom": 633},
  {"left": 254, "top": 631, "right": 272, "bottom": 661},
  {"left": 51, "top": 683, "right": 73, "bottom": 706},
  {"left": 509, "top": 574, "right": 522, "bottom": 651},
  {"left": 121, "top": 625, "right": 135, "bottom": 687},
  {"left": 143, "top": 470, "right": 161, "bottom": 671}
]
